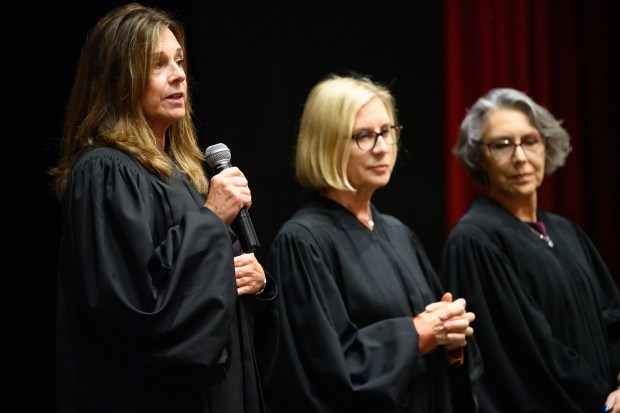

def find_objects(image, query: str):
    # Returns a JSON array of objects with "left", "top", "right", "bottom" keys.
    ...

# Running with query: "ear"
[{"left": 475, "top": 150, "right": 491, "bottom": 170}]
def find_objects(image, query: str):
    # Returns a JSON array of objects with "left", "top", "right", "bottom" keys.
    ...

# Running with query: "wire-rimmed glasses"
[{"left": 480, "top": 133, "right": 546, "bottom": 161}]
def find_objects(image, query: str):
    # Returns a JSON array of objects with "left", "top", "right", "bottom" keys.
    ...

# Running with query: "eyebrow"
[
  {"left": 487, "top": 130, "right": 539, "bottom": 138},
  {"left": 153, "top": 47, "right": 184, "bottom": 56},
  {"left": 353, "top": 124, "right": 391, "bottom": 131}
]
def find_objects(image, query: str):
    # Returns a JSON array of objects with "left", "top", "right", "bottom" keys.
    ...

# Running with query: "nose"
[
  {"left": 512, "top": 142, "right": 528, "bottom": 159},
  {"left": 372, "top": 134, "right": 390, "bottom": 151},
  {"left": 169, "top": 63, "right": 186, "bottom": 83}
]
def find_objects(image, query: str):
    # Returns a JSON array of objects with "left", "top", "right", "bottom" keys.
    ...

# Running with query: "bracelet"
[{"left": 255, "top": 276, "right": 267, "bottom": 295}]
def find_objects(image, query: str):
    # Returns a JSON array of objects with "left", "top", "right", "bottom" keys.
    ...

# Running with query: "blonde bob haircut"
[{"left": 295, "top": 74, "right": 399, "bottom": 192}]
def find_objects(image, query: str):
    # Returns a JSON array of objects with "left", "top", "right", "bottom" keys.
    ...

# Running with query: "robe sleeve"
[
  {"left": 61, "top": 149, "right": 237, "bottom": 383},
  {"left": 441, "top": 224, "right": 613, "bottom": 411},
  {"left": 574, "top": 225, "right": 620, "bottom": 376},
  {"left": 267, "top": 224, "right": 428, "bottom": 412}
]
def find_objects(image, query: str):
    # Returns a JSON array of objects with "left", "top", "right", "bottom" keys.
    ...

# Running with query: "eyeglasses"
[
  {"left": 351, "top": 125, "right": 402, "bottom": 151},
  {"left": 480, "top": 133, "right": 546, "bottom": 161}
]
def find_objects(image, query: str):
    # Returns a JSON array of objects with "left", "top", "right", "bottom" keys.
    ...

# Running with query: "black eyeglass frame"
[{"left": 351, "top": 124, "right": 403, "bottom": 151}]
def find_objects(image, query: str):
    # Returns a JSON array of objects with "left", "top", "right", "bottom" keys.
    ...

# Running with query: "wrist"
[
  {"left": 413, "top": 316, "right": 438, "bottom": 354},
  {"left": 254, "top": 276, "right": 266, "bottom": 295}
]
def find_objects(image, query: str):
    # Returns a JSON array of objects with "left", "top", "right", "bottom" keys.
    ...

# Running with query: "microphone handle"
[
  {"left": 233, "top": 208, "right": 260, "bottom": 253},
  {"left": 212, "top": 161, "right": 260, "bottom": 253}
]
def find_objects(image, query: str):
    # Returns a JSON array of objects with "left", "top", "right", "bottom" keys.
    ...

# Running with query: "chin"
[
  {"left": 169, "top": 111, "right": 186, "bottom": 121},
  {"left": 511, "top": 188, "right": 537, "bottom": 199},
  {"left": 374, "top": 180, "right": 390, "bottom": 190}
]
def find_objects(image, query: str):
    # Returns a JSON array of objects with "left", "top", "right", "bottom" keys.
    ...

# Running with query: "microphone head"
[{"left": 204, "top": 143, "right": 231, "bottom": 169}]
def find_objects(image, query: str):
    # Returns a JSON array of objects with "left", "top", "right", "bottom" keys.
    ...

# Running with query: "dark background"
[{"left": 6, "top": 1, "right": 617, "bottom": 411}]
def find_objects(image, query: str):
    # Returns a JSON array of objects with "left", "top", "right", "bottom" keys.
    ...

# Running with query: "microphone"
[{"left": 204, "top": 143, "right": 260, "bottom": 253}]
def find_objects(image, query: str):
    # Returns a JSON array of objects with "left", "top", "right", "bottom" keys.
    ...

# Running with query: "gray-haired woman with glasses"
[
  {"left": 441, "top": 87, "right": 620, "bottom": 413},
  {"left": 265, "top": 73, "right": 479, "bottom": 413}
]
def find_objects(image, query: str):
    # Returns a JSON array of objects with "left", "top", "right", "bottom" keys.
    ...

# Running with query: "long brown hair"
[{"left": 49, "top": 3, "right": 208, "bottom": 199}]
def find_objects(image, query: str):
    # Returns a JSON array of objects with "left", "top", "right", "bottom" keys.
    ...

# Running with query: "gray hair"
[{"left": 454, "top": 88, "right": 572, "bottom": 187}]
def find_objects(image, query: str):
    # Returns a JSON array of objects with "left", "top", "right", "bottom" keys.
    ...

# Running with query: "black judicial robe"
[
  {"left": 56, "top": 147, "right": 276, "bottom": 413},
  {"left": 266, "top": 195, "right": 476, "bottom": 413},
  {"left": 441, "top": 196, "right": 620, "bottom": 413}
]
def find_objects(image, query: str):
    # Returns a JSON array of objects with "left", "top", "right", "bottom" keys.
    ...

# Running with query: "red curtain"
[{"left": 443, "top": 0, "right": 618, "bottom": 281}]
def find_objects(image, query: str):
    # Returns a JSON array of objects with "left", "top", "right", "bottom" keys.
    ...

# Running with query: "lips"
[
  {"left": 511, "top": 172, "right": 534, "bottom": 183},
  {"left": 370, "top": 164, "right": 390, "bottom": 172}
]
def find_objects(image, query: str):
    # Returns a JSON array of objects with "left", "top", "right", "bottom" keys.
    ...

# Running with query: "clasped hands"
[{"left": 417, "top": 292, "right": 475, "bottom": 350}]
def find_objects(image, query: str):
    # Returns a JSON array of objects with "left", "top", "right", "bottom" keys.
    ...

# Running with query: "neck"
[
  {"left": 155, "top": 134, "right": 166, "bottom": 150},
  {"left": 488, "top": 190, "right": 538, "bottom": 222},
  {"left": 321, "top": 189, "right": 374, "bottom": 229},
  {"left": 147, "top": 121, "right": 168, "bottom": 150}
]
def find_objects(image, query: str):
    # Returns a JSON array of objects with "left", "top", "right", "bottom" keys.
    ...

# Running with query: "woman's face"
[
  {"left": 140, "top": 28, "right": 187, "bottom": 138},
  {"left": 479, "top": 108, "right": 546, "bottom": 201},
  {"left": 346, "top": 97, "right": 396, "bottom": 194}
]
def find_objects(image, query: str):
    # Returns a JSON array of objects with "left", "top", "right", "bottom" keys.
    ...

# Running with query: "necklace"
[
  {"left": 367, "top": 209, "right": 375, "bottom": 230},
  {"left": 526, "top": 224, "right": 554, "bottom": 248}
]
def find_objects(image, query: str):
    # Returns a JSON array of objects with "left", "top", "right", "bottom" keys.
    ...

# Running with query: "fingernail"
[{"left": 604, "top": 405, "right": 610, "bottom": 412}]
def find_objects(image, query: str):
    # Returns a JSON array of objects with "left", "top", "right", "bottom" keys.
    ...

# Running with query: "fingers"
[
  {"left": 440, "top": 320, "right": 474, "bottom": 348},
  {"left": 418, "top": 296, "right": 475, "bottom": 348},
  {"left": 444, "top": 310, "right": 474, "bottom": 335},
  {"left": 426, "top": 292, "right": 463, "bottom": 312},
  {"left": 415, "top": 293, "right": 477, "bottom": 351},
  {"left": 436, "top": 300, "right": 468, "bottom": 321},
  {"left": 441, "top": 292, "right": 453, "bottom": 302},
  {"left": 234, "top": 253, "right": 265, "bottom": 296},
  {"left": 214, "top": 167, "right": 252, "bottom": 203},
  {"left": 603, "top": 388, "right": 619, "bottom": 413},
  {"left": 444, "top": 331, "right": 472, "bottom": 347},
  {"left": 452, "top": 297, "right": 467, "bottom": 307},
  {"left": 204, "top": 167, "right": 252, "bottom": 224},
  {"left": 444, "top": 317, "right": 471, "bottom": 331}
]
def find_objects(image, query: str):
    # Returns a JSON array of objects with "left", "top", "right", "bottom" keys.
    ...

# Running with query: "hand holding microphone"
[
  {"left": 205, "top": 143, "right": 260, "bottom": 253},
  {"left": 203, "top": 167, "right": 249, "bottom": 224}
]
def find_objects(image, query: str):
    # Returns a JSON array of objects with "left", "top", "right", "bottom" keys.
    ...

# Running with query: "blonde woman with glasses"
[
  {"left": 265, "top": 73, "right": 478, "bottom": 413},
  {"left": 441, "top": 87, "right": 620, "bottom": 413}
]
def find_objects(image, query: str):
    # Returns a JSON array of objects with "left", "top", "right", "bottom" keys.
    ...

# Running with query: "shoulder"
[
  {"left": 459, "top": 196, "right": 511, "bottom": 227},
  {"left": 373, "top": 209, "right": 423, "bottom": 241},
  {"left": 271, "top": 198, "right": 347, "bottom": 251},
  {"left": 540, "top": 210, "right": 574, "bottom": 229},
  {"left": 71, "top": 147, "right": 153, "bottom": 187},
  {"left": 279, "top": 196, "right": 341, "bottom": 229},
  {"left": 67, "top": 147, "right": 155, "bottom": 200},
  {"left": 74, "top": 147, "right": 145, "bottom": 174},
  {"left": 539, "top": 209, "right": 591, "bottom": 243},
  {"left": 460, "top": 196, "right": 507, "bottom": 225},
  {"left": 376, "top": 211, "right": 406, "bottom": 227},
  {"left": 446, "top": 196, "right": 512, "bottom": 244},
  {"left": 274, "top": 204, "right": 328, "bottom": 241}
]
